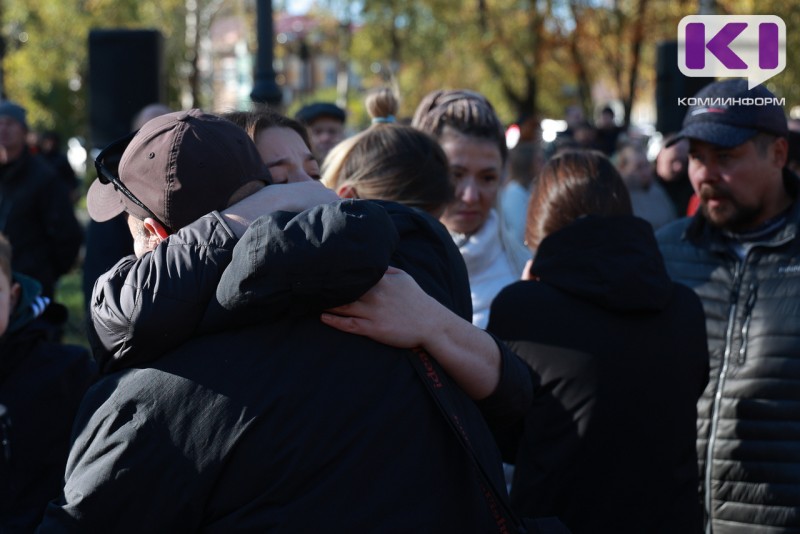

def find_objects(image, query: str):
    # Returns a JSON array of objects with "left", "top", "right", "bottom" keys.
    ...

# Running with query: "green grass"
[{"left": 55, "top": 268, "right": 90, "bottom": 349}]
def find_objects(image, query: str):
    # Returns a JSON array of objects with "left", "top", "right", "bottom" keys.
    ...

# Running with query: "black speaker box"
[
  {"left": 655, "top": 40, "right": 714, "bottom": 136},
  {"left": 88, "top": 29, "right": 165, "bottom": 148}
]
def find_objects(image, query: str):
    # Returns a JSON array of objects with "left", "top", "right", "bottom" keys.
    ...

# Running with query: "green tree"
[
  {"left": 718, "top": 0, "right": 800, "bottom": 112},
  {"left": 348, "top": 0, "right": 800, "bottom": 127},
  {"left": 1, "top": 0, "right": 194, "bottom": 161}
]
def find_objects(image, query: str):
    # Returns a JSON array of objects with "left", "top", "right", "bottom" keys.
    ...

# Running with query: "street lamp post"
[{"left": 250, "top": 0, "right": 282, "bottom": 107}]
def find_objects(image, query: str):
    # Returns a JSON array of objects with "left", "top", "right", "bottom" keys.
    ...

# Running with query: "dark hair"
[
  {"left": 411, "top": 89, "right": 508, "bottom": 163},
  {"left": 222, "top": 109, "right": 312, "bottom": 153},
  {"left": 660, "top": 132, "right": 684, "bottom": 147},
  {"left": 526, "top": 150, "right": 632, "bottom": 249},
  {"left": 0, "top": 232, "right": 11, "bottom": 279},
  {"left": 322, "top": 88, "right": 453, "bottom": 214},
  {"left": 40, "top": 130, "right": 60, "bottom": 144}
]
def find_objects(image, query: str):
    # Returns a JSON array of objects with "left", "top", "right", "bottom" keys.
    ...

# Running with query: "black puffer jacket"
[
  {"left": 89, "top": 201, "right": 473, "bottom": 372},
  {"left": 47, "top": 200, "right": 531, "bottom": 532},
  {"left": 0, "top": 150, "right": 83, "bottom": 297},
  {"left": 489, "top": 215, "right": 709, "bottom": 534},
  {"left": 656, "top": 171, "right": 800, "bottom": 533}
]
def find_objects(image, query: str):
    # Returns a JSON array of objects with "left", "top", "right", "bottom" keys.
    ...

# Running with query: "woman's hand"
[
  {"left": 321, "top": 267, "right": 502, "bottom": 400},
  {"left": 320, "top": 267, "right": 438, "bottom": 349}
]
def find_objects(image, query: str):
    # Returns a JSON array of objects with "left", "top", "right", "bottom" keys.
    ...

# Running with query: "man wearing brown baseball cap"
[
  {"left": 39, "top": 108, "right": 529, "bottom": 532},
  {"left": 87, "top": 108, "right": 272, "bottom": 247},
  {"left": 657, "top": 79, "right": 800, "bottom": 533},
  {"left": 81, "top": 109, "right": 338, "bottom": 365}
]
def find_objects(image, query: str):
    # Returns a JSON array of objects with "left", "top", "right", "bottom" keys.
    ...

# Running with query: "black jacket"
[
  {"left": 42, "top": 200, "right": 531, "bottom": 532},
  {"left": 656, "top": 170, "right": 800, "bottom": 533},
  {"left": 0, "top": 274, "right": 97, "bottom": 533},
  {"left": 0, "top": 150, "right": 83, "bottom": 297},
  {"left": 88, "top": 201, "right": 473, "bottom": 373},
  {"left": 488, "top": 215, "right": 709, "bottom": 534}
]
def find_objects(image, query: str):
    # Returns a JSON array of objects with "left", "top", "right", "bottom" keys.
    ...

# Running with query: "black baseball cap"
[
  {"left": 295, "top": 102, "right": 346, "bottom": 125},
  {"left": 670, "top": 79, "right": 788, "bottom": 148}
]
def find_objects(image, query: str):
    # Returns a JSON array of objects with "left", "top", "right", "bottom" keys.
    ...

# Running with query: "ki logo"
[{"left": 678, "top": 15, "right": 786, "bottom": 89}]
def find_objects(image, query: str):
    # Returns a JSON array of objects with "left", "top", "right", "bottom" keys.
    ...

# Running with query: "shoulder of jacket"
[{"left": 655, "top": 216, "right": 693, "bottom": 244}]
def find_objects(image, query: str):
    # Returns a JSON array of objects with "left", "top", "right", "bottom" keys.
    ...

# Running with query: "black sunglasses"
[{"left": 94, "top": 131, "right": 170, "bottom": 232}]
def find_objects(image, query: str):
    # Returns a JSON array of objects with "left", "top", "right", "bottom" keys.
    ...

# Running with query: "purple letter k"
[{"left": 685, "top": 22, "right": 748, "bottom": 69}]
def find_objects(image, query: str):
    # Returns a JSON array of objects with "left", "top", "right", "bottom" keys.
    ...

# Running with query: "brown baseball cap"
[{"left": 87, "top": 109, "right": 272, "bottom": 231}]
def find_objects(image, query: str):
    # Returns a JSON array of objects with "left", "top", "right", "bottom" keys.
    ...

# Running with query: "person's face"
[
  {"left": 0, "top": 117, "right": 27, "bottom": 158},
  {"left": 619, "top": 148, "right": 652, "bottom": 189},
  {"left": 40, "top": 137, "right": 56, "bottom": 154},
  {"left": 439, "top": 131, "right": 504, "bottom": 236},
  {"left": 254, "top": 127, "right": 320, "bottom": 183},
  {"left": 308, "top": 117, "right": 345, "bottom": 161},
  {"left": 565, "top": 106, "right": 584, "bottom": 128},
  {"left": 596, "top": 111, "right": 614, "bottom": 129},
  {"left": 0, "top": 270, "right": 20, "bottom": 338},
  {"left": 688, "top": 137, "right": 788, "bottom": 232},
  {"left": 656, "top": 139, "right": 689, "bottom": 182},
  {"left": 574, "top": 125, "right": 596, "bottom": 147}
]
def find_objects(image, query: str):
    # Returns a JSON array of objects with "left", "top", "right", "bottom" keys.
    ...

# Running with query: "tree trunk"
[{"left": 623, "top": 0, "right": 648, "bottom": 129}]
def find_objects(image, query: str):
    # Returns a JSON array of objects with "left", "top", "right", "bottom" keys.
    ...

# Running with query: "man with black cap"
[
  {"left": 656, "top": 79, "right": 800, "bottom": 533},
  {"left": 38, "top": 109, "right": 530, "bottom": 531},
  {"left": 0, "top": 100, "right": 82, "bottom": 298},
  {"left": 295, "top": 101, "right": 346, "bottom": 162}
]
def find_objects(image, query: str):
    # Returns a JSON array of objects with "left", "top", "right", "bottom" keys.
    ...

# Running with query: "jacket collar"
[{"left": 5, "top": 272, "right": 48, "bottom": 337}]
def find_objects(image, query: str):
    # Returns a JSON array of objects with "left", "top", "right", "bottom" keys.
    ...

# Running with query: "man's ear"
[
  {"left": 336, "top": 183, "right": 359, "bottom": 199},
  {"left": 772, "top": 136, "right": 789, "bottom": 168},
  {"left": 9, "top": 282, "right": 21, "bottom": 311},
  {"left": 143, "top": 217, "right": 170, "bottom": 243}
]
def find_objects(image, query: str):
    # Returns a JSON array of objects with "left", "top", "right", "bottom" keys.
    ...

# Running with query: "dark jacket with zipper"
[
  {"left": 489, "top": 215, "right": 709, "bottom": 534},
  {"left": 42, "top": 200, "right": 531, "bottom": 532},
  {"left": 656, "top": 170, "right": 800, "bottom": 534}
]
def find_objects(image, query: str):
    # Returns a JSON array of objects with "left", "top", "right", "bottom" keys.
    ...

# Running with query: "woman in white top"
[{"left": 412, "top": 90, "right": 529, "bottom": 328}]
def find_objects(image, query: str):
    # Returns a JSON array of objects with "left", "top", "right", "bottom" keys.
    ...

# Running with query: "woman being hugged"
[
  {"left": 323, "top": 87, "right": 452, "bottom": 217},
  {"left": 411, "top": 90, "right": 529, "bottom": 328},
  {"left": 222, "top": 108, "right": 321, "bottom": 183},
  {"left": 320, "top": 88, "right": 473, "bottom": 321}
]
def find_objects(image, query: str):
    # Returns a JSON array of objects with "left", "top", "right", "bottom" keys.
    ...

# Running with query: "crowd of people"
[{"left": 0, "top": 75, "right": 798, "bottom": 534}]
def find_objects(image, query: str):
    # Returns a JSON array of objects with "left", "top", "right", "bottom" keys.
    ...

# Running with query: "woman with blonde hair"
[
  {"left": 322, "top": 88, "right": 453, "bottom": 217},
  {"left": 322, "top": 86, "right": 471, "bottom": 322}
]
